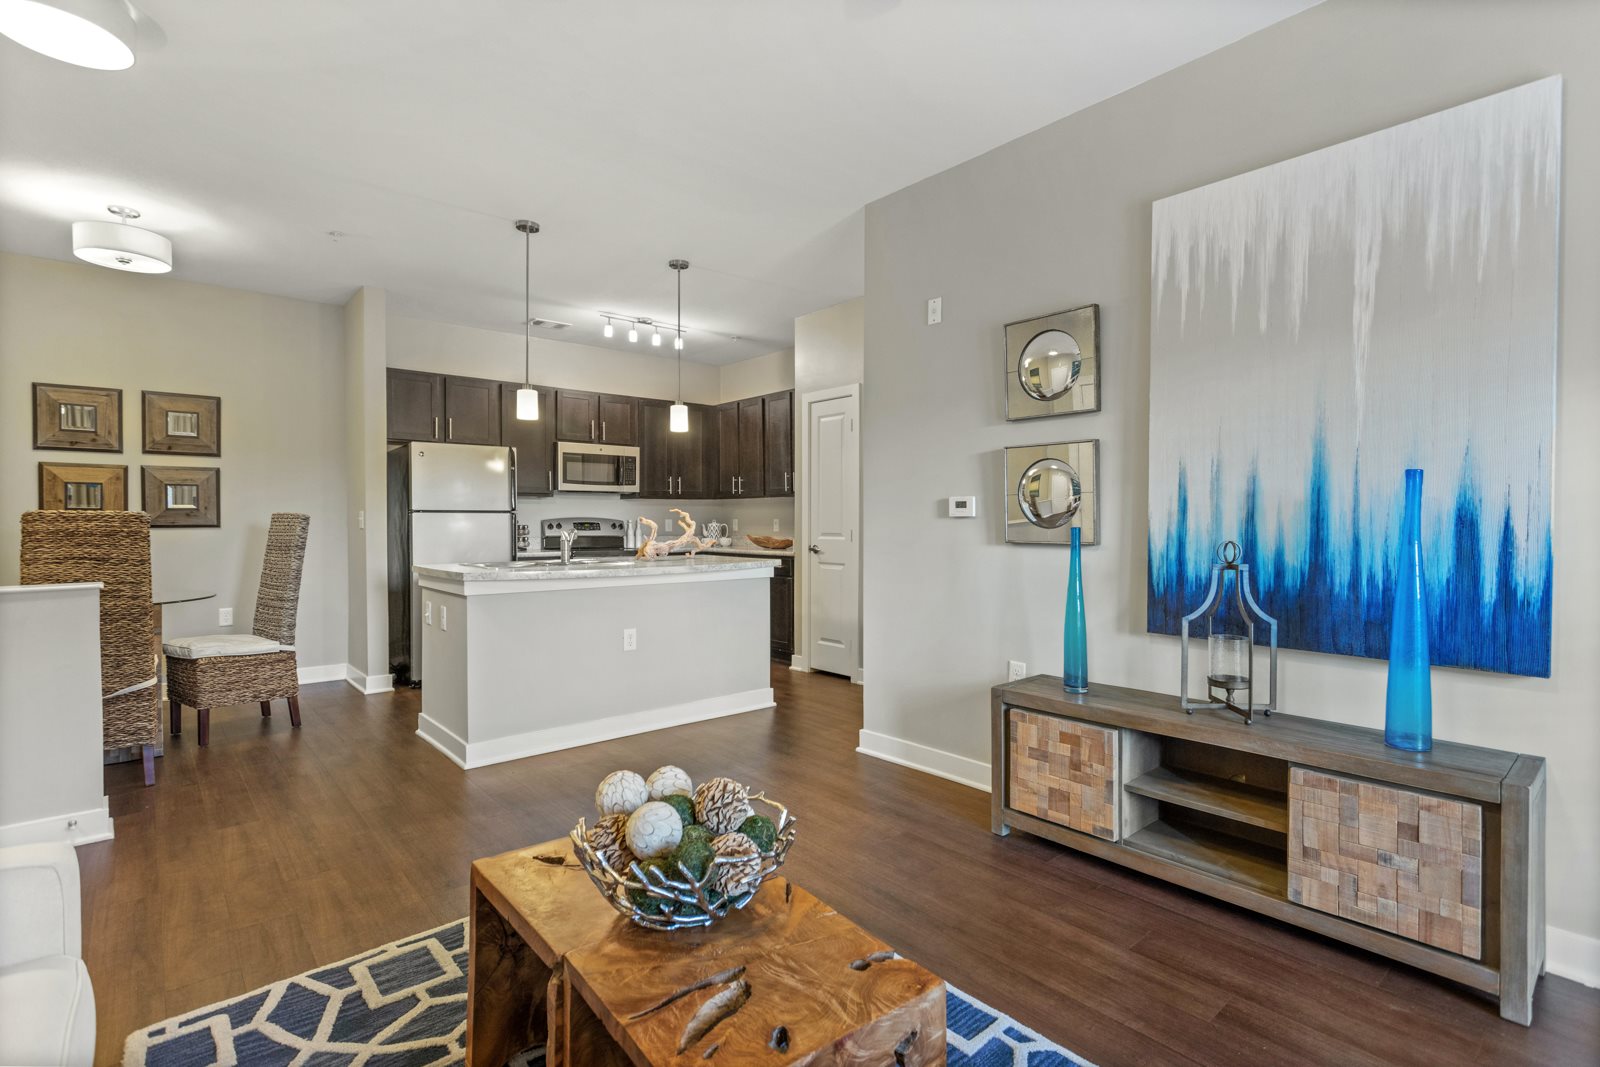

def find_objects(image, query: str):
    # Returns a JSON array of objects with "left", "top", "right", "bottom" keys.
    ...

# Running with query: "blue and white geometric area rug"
[{"left": 124, "top": 919, "right": 1092, "bottom": 1066}]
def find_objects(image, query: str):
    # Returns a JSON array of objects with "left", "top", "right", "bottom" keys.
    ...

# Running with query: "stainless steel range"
[{"left": 521, "top": 516, "right": 633, "bottom": 558}]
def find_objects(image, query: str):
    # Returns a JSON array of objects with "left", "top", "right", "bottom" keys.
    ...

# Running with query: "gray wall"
[
  {"left": 0, "top": 252, "right": 350, "bottom": 670},
  {"left": 862, "top": 0, "right": 1599, "bottom": 954}
]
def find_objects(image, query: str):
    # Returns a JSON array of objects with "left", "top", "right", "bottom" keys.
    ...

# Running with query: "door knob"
[{"left": 808, "top": 544, "right": 821, "bottom": 554}]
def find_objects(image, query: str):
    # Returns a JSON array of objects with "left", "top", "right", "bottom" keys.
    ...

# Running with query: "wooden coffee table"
[{"left": 467, "top": 839, "right": 946, "bottom": 1066}]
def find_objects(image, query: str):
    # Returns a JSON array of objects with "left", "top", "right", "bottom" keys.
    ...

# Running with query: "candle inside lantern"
[{"left": 1207, "top": 633, "right": 1250, "bottom": 692}]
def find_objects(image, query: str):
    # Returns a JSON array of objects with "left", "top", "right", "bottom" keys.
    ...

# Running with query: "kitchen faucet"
[{"left": 558, "top": 528, "right": 577, "bottom": 564}]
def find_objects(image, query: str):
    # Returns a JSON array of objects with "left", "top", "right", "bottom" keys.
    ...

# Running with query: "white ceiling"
[{"left": 0, "top": 0, "right": 1317, "bottom": 365}]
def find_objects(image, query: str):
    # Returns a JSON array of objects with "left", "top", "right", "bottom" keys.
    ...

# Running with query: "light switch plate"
[
  {"left": 623, "top": 628, "right": 637, "bottom": 652},
  {"left": 218, "top": 607, "right": 233, "bottom": 625},
  {"left": 927, "top": 297, "right": 942, "bottom": 325},
  {"left": 948, "top": 495, "right": 977, "bottom": 518}
]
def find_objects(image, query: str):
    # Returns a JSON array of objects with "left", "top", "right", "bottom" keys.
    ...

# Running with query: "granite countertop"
[
  {"left": 689, "top": 539, "right": 796, "bottom": 558},
  {"left": 415, "top": 556, "right": 777, "bottom": 582}
]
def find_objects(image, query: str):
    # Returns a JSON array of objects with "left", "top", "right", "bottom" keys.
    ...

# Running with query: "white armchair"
[{"left": 0, "top": 842, "right": 96, "bottom": 1067}]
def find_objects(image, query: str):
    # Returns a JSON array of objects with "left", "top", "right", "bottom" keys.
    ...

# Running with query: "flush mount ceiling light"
[
  {"left": 669, "top": 259, "right": 690, "bottom": 433},
  {"left": 514, "top": 219, "right": 540, "bottom": 421},
  {"left": 72, "top": 204, "right": 171, "bottom": 272},
  {"left": 0, "top": 0, "right": 136, "bottom": 69}
]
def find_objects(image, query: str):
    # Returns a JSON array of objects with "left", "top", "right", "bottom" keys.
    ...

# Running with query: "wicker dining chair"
[
  {"left": 165, "top": 513, "right": 310, "bottom": 746},
  {"left": 19, "top": 510, "right": 161, "bottom": 786}
]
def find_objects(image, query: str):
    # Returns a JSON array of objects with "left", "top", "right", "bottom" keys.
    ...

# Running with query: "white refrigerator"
[{"left": 388, "top": 442, "right": 515, "bottom": 683}]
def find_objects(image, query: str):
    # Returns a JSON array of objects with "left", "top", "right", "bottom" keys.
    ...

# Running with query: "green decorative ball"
[
  {"left": 667, "top": 835, "right": 715, "bottom": 882},
  {"left": 679, "top": 824, "right": 713, "bottom": 849},
  {"left": 627, "top": 858, "right": 670, "bottom": 915},
  {"left": 738, "top": 814, "right": 778, "bottom": 853},
  {"left": 662, "top": 793, "right": 697, "bottom": 827}
]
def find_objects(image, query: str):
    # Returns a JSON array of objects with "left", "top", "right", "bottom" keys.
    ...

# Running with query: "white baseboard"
[
  {"left": 0, "top": 803, "right": 114, "bottom": 848},
  {"left": 297, "top": 662, "right": 346, "bottom": 685},
  {"left": 1547, "top": 925, "right": 1600, "bottom": 988},
  {"left": 856, "top": 729, "right": 990, "bottom": 792},
  {"left": 418, "top": 688, "right": 777, "bottom": 770},
  {"left": 788, "top": 655, "right": 810, "bottom": 672},
  {"left": 344, "top": 665, "right": 394, "bottom": 695},
  {"left": 852, "top": 667, "right": 864, "bottom": 685}
]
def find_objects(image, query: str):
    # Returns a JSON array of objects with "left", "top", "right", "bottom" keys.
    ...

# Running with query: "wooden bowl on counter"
[{"left": 747, "top": 535, "right": 794, "bottom": 550}]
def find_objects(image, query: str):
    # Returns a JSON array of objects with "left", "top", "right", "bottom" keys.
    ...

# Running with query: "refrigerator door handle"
[{"left": 508, "top": 447, "right": 519, "bottom": 509}]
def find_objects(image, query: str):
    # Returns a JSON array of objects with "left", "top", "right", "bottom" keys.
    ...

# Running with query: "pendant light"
[
  {"left": 603, "top": 317, "right": 614, "bottom": 339},
  {"left": 0, "top": 0, "right": 136, "bottom": 70},
  {"left": 72, "top": 204, "right": 170, "bottom": 273},
  {"left": 669, "top": 259, "right": 689, "bottom": 433},
  {"left": 514, "top": 219, "right": 540, "bottom": 421},
  {"left": 627, "top": 322, "right": 639, "bottom": 343}
]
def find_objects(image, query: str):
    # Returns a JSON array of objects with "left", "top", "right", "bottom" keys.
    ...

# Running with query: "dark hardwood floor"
[{"left": 87, "top": 667, "right": 1596, "bottom": 1066}]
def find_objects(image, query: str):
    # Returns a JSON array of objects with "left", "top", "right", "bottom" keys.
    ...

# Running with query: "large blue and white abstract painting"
[{"left": 1147, "top": 78, "right": 1560, "bottom": 677}]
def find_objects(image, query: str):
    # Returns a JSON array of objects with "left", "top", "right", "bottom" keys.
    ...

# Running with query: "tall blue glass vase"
[
  {"left": 1385, "top": 468, "right": 1432, "bottom": 751},
  {"left": 1063, "top": 525, "right": 1088, "bottom": 693}
]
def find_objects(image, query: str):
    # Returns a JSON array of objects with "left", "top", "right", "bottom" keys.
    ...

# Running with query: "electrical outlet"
[
  {"left": 772, "top": 519, "right": 781, "bottom": 532},
  {"left": 424, "top": 600, "right": 432, "bottom": 625},
  {"left": 1007, "top": 660, "right": 1027, "bottom": 682},
  {"left": 622, "top": 628, "right": 637, "bottom": 652},
  {"left": 732, "top": 518, "right": 740, "bottom": 532},
  {"left": 218, "top": 607, "right": 233, "bottom": 626},
  {"left": 358, "top": 509, "right": 365, "bottom": 530},
  {"left": 440, "top": 605, "right": 448, "bottom": 631},
  {"left": 927, "top": 297, "right": 942, "bottom": 325}
]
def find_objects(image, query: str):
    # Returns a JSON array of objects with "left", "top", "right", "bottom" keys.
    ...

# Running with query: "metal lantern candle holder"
[{"left": 1180, "top": 541, "right": 1278, "bottom": 724}]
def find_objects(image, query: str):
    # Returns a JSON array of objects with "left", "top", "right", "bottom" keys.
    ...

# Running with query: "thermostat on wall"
[{"left": 948, "top": 496, "right": 977, "bottom": 518}]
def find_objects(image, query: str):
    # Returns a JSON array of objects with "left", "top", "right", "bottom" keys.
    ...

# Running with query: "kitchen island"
[{"left": 412, "top": 556, "right": 776, "bottom": 768}]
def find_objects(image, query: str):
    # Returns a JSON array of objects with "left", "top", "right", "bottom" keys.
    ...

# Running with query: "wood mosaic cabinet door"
[
  {"left": 1007, "top": 710, "right": 1119, "bottom": 840},
  {"left": 1287, "top": 767, "right": 1483, "bottom": 958}
]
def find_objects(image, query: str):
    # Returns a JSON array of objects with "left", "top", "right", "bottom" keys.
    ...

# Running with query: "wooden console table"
[
  {"left": 992, "top": 676, "right": 1546, "bottom": 1024},
  {"left": 467, "top": 838, "right": 946, "bottom": 1065}
]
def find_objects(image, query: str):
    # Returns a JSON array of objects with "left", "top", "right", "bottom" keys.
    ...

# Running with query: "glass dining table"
[{"left": 105, "top": 587, "right": 215, "bottom": 765}]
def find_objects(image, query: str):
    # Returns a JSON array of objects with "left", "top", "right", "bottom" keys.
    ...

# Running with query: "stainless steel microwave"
[{"left": 554, "top": 441, "right": 640, "bottom": 493}]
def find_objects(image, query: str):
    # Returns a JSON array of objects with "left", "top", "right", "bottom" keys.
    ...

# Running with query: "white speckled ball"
[
  {"left": 595, "top": 770, "right": 649, "bottom": 816},
  {"left": 646, "top": 765, "right": 694, "bottom": 800},
  {"left": 625, "top": 801, "right": 685, "bottom": 859},
  {"left": 693, "top": 776, "right": 754, "bottom": 835}
]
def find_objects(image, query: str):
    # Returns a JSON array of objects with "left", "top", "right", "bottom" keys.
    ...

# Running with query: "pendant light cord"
[{"left": 523, "top": 227, "right": 531, "bottom": 388}]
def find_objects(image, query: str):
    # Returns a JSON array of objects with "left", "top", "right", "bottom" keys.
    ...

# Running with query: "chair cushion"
[
  {"left": 162, "top": 634, "right": 292, "bottom": 660},
  {"left": 0, "top": 955, "right": 95, "bottom": 1067}
]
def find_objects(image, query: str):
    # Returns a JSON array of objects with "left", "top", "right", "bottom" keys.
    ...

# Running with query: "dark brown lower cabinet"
[{"left": 770, "top": 556, "right": 794, "bottom": 659}]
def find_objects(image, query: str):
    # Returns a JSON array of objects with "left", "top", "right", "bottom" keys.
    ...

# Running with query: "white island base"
[{"left": 413, "top": 557, "right": 776, "bottom": 769}]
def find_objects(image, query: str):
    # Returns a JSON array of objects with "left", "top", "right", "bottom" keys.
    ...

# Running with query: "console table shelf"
[
  {"left": 992, "top": 675, "right": 1546, "bottom": 1025},
  {"left": 1123, "top": 766, "right": 1289, "bottom": 833}
]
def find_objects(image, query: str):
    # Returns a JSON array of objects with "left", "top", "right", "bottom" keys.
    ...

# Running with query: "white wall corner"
[
  {"left": 298, "top": 662, "right": 347, "bottom": 685},
  {"left": 856, "top": 729, "right": 990, "bottom": 792},
  {"left": 1546, "top": 926, "right": 1600, "bottom": 989},
  {"left": 0, "top": 803, "right": 113, "bottom": 849},
  {"left": 345, "top": 665, "right": 394, "bottom": 695}
]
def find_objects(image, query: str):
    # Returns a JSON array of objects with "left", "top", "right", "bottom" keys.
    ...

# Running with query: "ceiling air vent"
[{"left": 527, "top": 318, "right": 573, "bottom": 330}]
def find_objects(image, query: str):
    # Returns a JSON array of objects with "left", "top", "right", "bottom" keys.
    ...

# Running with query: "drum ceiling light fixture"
[
  {"left": 0, "top": 0, "right": 137, "bottom": 70},
  {"left": 72, "top": 204, "right": 171, "bottom": 273}
]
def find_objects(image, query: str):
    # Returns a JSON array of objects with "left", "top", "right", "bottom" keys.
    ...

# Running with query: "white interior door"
[{"left": 805, "top": 391, "right": 860, "bottom": 677}]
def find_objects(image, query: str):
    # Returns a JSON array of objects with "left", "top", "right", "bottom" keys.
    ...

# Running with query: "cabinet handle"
[
  {"left": 547, "top": 470, "right": 552, "bottom": 493},
  {"left": 784, "top": 471, "right": 790, "bottom": 492},
  {"left": 433, "top": 416, "right": 439, "bottom": 440},
  {"left": 601, "top": 420, "right": 607, "bottom": 441},
  {"left": 591, "top": 419, "right": 596, "bottom": 441},
  {"left": 447, "top": 416, "right": 454, "bottom": 440}
]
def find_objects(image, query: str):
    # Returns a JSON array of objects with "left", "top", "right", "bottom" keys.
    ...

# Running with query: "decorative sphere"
[
  {"left": 661, "top": 793, "right": 696, "bottom": 827},
  {"left": 667, "top": 834, "right": 715, "bottom": 882},
  {"left": 646, "top": 765, "right": 694, "bottom": 800},
  {"left": 709, "top": 832, "right": 762, "bottom": 897},
  {"left": 587, "top": 813, "right": 634, "bottom": 872},
  {"left": 693, "top": 777, "right": 754, "bottom": 835},
  {"left": 595, "top": 770, "right": 648, "bottom": 816},
  {"left": 627, "top": 858, "right": 670, "bottom": 915},
  {"left": 738, "top": 814, "right": 778, "bottom": 853},
  {"left": 679, "top": 823, "right": 713, "bottom": 850},
  {"left": 625, "top": 801, "right": 685, "bottom": 859}
]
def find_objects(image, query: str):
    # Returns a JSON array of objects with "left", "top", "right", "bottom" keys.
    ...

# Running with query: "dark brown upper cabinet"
[
  {"left": 386, "top": 368, "right": 443, "bottom": 442},
  {"left": 442, "top": 375, "right": 501, "bottom": 444},
  {"left": 737, "top": 396, "right": 766, "bottom": 497},
  {"left": 555, "top": 390, "right": 637, "bottom": 444},
  {"left": 717, "top": 401, "right": 740, "bottom": 497},
  {"left": 499, "top": 383, "right": 556, "bottom": 495},
  {"left": 763, "top": 390, "right": 793, "bottom": 497},
  {"left": 640, "top": 400, "right": 715, "bottom": 498}
]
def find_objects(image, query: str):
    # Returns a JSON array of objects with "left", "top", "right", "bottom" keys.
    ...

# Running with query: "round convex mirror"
[
  {"left": 1017, "top": 330, "right": 1082, "bottom": 401},
  {"left": 1017, "top": 458, "right": 1081, "bottom": 529}
]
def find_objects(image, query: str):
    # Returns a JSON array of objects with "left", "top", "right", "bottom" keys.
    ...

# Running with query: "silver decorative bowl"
[{"left": 570, "top": 793, "right": 798, "bottom": 930}]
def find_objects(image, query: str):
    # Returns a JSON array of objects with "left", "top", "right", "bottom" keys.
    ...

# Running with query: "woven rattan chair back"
[
  {"left": 251, "top": 513, "right": 309, "bottom": 647},
  {"left": 19, "top": 510, "right": 154, "bottom": 698}
]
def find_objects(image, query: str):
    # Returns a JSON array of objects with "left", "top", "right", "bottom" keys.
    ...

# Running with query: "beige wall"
[
  {"left": 719, "top": 348, "right": 794, "bottom": 403},
  {"left": 344, "top": 287, "right": 388, "bottom": 685},
  {"left": 0, "top": 252, "right": 349, "bottom": 669},
  {"left": 861, "top": 0, "right": 1600, "bottom": 962}
]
